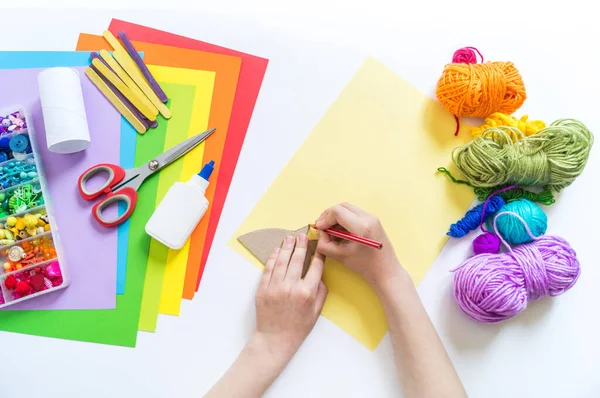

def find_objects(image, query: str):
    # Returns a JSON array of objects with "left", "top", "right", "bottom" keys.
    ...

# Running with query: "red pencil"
[{"left": 311, "top": 225, "right": 383, "bottom": 250}]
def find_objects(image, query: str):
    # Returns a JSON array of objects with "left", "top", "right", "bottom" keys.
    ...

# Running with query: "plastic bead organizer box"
[{"left": 0, "top": 105, "right": 67, "bottom": 308}]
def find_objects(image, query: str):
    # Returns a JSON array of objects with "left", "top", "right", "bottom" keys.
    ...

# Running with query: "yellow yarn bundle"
[{"left": 471, "top": 113, "right": 545, "bottom": 139}]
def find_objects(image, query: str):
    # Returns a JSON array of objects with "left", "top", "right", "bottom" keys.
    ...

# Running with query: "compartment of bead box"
[
  {"left": 0, "top": 154, "right": 38, "bottom": 191},
  {"left": 0, "top": 105, "right": 67, "bottom": 308},
  {"left": 0, "top": 259, "right": 63, "bottom": 305},
  {"left": 0, "top": 179, "right": 45, "bottom": 219},
  {"left": 0, "top": 206, "right": 51, "bottom": 246}
]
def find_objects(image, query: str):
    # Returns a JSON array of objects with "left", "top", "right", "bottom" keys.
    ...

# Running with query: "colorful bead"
[
  {"left": 4, "top": 274, "right": 17, "bottom": 289},
  {"left": 7, "top": 246, "right": 23, "bottom": 262},
  {"left": 14, "top": 280, "right": 30, "bottom": 295},
  {"left": 8, "top": 135, "right": 28, "bottom": 152},
  {"left": 12, "top": 151, "right": 27, "bottom": 161},
  {"left": 30, "top": 274, "right": 45, "bottom": 291},
  {"left": 43, "top": 261, "right": 61, "bottom": 279},
  {"left": 6, "top": 216, "right": 16, "bottom": 227},
  {"left": 23, "top": 214, "right": 37, "bottom": 228}
]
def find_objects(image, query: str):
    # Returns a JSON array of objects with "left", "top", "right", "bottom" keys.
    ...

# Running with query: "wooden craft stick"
[
  {"left": 102, "top": 30, "right": 171, "bottom": 119},
  {"left": 113, "top": 49, "right": 172, "bottom": 119},
  {"left": 90, "top": 63, "right": 150, "bottom": 131},
  {"left": 91, "top": 58, "right": 157, "bottom": 121},
  {"left": 118, "top": 31, "right": 169, "bottom": 103},
  {"left": 85, "top": 68, "right": 147, "bottom": 134},
  {"left": 99, "top": 50, "right": 158, "bottom": 118},
  {"left": 102, "top": 30, "right": 130, "bottom": 59}
]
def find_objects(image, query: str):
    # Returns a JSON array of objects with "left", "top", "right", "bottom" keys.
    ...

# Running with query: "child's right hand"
[{"left": 315, "top": 203, "right": 405, "bottom": 292}]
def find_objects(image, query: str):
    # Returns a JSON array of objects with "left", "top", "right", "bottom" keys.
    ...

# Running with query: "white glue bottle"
[{"left": 146, "top": 160, "right": 215, "bottom": 250}]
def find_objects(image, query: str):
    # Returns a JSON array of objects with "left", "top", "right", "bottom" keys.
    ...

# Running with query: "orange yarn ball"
[{"left": 436, "top": 61, "right": 526, "bottom": 118}]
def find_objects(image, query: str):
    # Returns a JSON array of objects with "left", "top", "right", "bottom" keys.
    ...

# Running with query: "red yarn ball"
[
  {"left": 4, "top": 275, "right": 17, "bottom": 290},
  {"left": 15, "top": 281, "right": 31, "bottom": 295}
]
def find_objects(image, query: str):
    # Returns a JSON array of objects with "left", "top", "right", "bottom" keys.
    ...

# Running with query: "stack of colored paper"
[{"left": 0, "top": 19, "right": 268, "bottom": 347}]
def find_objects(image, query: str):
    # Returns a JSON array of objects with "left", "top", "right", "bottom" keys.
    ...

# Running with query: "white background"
[{"left": 1, "top": 3, "right": 599, "bottom": 397}]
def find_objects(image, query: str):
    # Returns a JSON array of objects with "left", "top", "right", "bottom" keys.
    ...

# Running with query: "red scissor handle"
[
  {"left": 91, "top": 187, "right": 138, "bottom": 227},
  {"left": 78, "top": 163, "right": 126, "bottom": 201}
]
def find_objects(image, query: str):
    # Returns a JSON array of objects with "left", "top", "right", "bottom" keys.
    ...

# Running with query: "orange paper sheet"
[{"left": 77, "top": 34, "right": 241, "bottom": 304}]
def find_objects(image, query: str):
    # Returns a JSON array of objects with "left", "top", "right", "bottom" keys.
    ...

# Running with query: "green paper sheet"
[
  {"left": 0, "top": 82, "right": 194, "bottom": 347},
  {"left": 138, "top": 83, "right": 197, "bottom": 331}
]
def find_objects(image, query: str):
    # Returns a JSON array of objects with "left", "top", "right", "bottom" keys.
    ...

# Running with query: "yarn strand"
[
  {"left": 491, "top": 211, "right": 539, "bottom": 251},
  {"left": 447, "top": 196, "right": 505, "bottom": 238},
  {"left": 471, "top": 113, "right": 546, "bottom": 139},
  {"left": 437, "top": 167, "right": 556, "bottom": 205},
  {"left": 479, "top": 187, "right": 517, "bottom": 233},
  {"left": 473, "top": 185, "right": 555, "bottom": 206}
]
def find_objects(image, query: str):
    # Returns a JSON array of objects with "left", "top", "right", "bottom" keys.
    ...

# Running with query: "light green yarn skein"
[
  {"left": 486, "top": 199, "right": 547, "bottom": 245},
  {"left": 452, "top": 119, "right": 593, "bottom": 190}
]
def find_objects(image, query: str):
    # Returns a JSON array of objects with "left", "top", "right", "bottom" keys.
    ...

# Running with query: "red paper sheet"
[{"left": 108, "top": 19, "right": 269, "bottom": 297}]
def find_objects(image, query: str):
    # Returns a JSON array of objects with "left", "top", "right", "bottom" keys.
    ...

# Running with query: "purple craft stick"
[
  {"left": 90, "top": 64, "right": 150, "bottom": 131},
  {"left": 90, "top": 52, "right": 121, "bottom": 81},
  {"left": 91, "top": 52, "right": 154, "bottom": 128},
  {"left": 118, "top": 31, "right": 169, "bottom": 103},
  {"left": 144, "top": 116, "right": 159, "bottom": 129}
]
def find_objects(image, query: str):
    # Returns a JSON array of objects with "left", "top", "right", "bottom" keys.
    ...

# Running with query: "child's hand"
[
  {"left": 315, "top": 203, "right": 404, "bottom": 292},
  {"left": 253, "top": 234, "right": 328, "bottom": 362}
]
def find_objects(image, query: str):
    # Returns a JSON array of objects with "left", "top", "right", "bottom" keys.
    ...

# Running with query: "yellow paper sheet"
[
  {"left": 229, "top": 58, "right": 475, "bottom": 350},
  {"left": 138, "top": 66, "right": 214, "bottom": 331},
  {"left": 157, "top": 67, "right": 214, "bottom": 316}
]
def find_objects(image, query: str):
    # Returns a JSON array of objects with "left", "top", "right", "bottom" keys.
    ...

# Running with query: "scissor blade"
[{"left": 153, "top": 128, "right": 215, "bottom": 171}]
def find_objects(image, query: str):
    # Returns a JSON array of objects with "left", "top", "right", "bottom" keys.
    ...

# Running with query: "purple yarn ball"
[
  {"left": 473, "top": 232, "right": 501, "bottom": 254},
  {"left": 453, "top": 235, "right": 580, "bottom": 323}
]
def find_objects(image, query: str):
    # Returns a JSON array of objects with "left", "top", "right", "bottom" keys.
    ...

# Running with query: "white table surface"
[{"left": 2, "top": 4, "right": 599, "bottom": 397}]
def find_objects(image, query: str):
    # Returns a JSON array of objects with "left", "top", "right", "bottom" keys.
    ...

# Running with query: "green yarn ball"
[
  {"left": 487, "top": 199, "right": 547, "bottom": 245},
  {"left": 452, "top": 119, "right": 593, "bottom": 191}
]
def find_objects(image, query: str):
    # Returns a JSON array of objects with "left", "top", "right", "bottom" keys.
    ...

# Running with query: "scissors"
[{"left": 78, "top": 128, "right": 215, "bottom": 227}]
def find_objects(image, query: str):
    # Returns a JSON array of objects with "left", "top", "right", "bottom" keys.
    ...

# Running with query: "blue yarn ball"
[
  {"left": 448, "top": 196, "right": 505, "bottom": 238},
  {"left": 487, "top": 199, "right": 547, "bottom": 245}
]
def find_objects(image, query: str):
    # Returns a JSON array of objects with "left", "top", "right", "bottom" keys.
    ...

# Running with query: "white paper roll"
[{"left": 37, "top": 67, "right": 91, "bottom": 154}]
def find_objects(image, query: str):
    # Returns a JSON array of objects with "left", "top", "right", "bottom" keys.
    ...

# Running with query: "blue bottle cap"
[
  {"left": 198, "top": 160, "right": 215, "bottom": 181},
  {"left": 9, "top": 135, "right": 29, "bottom": 152}
]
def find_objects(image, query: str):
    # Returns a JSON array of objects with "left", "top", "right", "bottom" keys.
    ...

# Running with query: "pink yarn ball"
[
  {"left": 473, "top": 232, "right": 500, "bottom": 254},
  {"left": 453, "top": 235, "right": 580, "bottom": 323},
  {"left": 451, "top": 47, "right": 481, "bottom": 64}
]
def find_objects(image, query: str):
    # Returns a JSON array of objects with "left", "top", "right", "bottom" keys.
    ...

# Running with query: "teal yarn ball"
[{"left": 487, "top": 199, "right": 547, "bottom": 245}]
